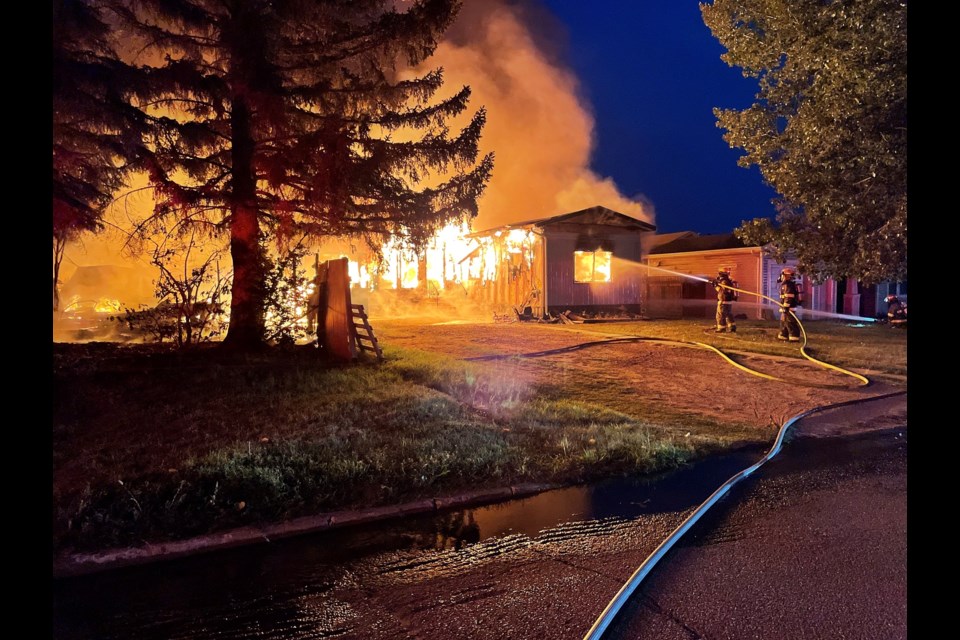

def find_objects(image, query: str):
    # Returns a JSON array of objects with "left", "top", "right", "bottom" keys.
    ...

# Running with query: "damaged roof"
[{"left": 469, "top": 205, "right": 656, "bottom": 237}]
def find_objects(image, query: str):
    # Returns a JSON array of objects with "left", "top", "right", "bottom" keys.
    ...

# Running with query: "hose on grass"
[
  {"left": 467, "top": 334, "right": 859, "bottom": 389},
  {"left": 717, "top": 282, "right": 869, "bottom": 386},
  {"left": 467, "top": 282, "right": 870, "bottom": 389},
  {"left": 469, "top": 286, "right": 885, "bottom": 635}
]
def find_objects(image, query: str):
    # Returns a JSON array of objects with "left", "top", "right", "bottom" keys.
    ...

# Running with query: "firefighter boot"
[{"left": 715, "top": 326, "right": 726, "bottom": 333}]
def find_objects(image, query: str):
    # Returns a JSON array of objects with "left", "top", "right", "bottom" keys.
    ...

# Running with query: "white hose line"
[{"left": 582, "top": 390, "right": 906, "bottom": 640}]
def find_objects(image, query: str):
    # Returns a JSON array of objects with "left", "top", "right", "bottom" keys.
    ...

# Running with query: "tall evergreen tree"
[
  {"left": 53, "top": 0, "right": 144, "bottom": 311},
  {"left": 110, "top": 0, "right": 493, "bottom": 348},
  {"left": 701, "top": 0, "right": 906, "bottom": 284}
]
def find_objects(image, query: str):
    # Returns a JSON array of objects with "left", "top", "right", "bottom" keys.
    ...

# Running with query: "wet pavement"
[
  {"left": 53, "top": 449, "right": 761, "bottom": 639},
  {"left": 52, "top": 396, "right": 906, "bottom": 640},
  {"left": 607, "top": 395, "right": 907, "bottom": 640}
]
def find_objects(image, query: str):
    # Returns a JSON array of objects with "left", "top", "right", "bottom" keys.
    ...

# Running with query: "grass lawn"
[
  {"left": 53, "top": 319, "right": 905, "bottom": 554},
  {"left": 559, "top": 318, "right": 906, "bottom": 377}
]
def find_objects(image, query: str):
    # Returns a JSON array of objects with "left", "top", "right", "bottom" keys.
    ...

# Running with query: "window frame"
[{"left": 573, "top": 249, "right": 613, "bottom": 283}]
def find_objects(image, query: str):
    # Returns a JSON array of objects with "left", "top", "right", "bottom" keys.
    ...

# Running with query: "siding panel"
[{"left": 546, "top": 231, "right": 644, "bottom": 308}]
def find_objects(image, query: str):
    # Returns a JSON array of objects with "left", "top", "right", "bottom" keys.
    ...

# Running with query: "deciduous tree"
[{"left": 702, "top": 0, "right": 906, "bottom": 284}]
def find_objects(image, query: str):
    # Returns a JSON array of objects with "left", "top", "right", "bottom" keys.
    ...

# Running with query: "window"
[{"left": 574, "top": 250, "right": 612, "bottom": 283}]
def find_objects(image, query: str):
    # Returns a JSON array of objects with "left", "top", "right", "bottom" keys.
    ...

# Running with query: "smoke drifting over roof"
[
  {"left": 429, "top": 0, "right": 654, "bottom": 229},
  {"left": 58, "top": 0, "right": 654, "bottom": 303}
]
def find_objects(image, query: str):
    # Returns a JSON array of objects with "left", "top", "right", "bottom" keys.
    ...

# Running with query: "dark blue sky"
[{"left": 540, "top": 1, "right": 778, "bottom": 234}]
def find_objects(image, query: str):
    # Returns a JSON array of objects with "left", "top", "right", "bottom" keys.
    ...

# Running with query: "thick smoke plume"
[
  {"left": 56, "top": 0, "right": 653, "bottom": 332},
  {"left": 429, "top": 0, "right": 653, "bottom": 229}
]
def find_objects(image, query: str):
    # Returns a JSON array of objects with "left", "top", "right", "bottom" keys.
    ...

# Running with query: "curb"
[{"left": 52, "top": 482, "right": 560, "bottom": 579}]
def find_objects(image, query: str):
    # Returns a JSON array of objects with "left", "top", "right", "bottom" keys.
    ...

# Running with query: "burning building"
[
  {"left": 308, "top": 205, "right": 656, "bottom": 320},
  {"left": 463, "top": 206, "right": 656, "bottom": 318},
  {"left": 56, "top": 265, "right": 156, "bottom": 340}
]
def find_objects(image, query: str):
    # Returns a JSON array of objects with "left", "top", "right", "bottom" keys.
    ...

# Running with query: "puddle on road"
[{"left": 54, "top": 445, "right": 763, "bottom": 639}]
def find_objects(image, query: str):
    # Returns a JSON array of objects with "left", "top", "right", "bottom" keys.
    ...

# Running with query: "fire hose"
[
  {"left": 468, "top": 334, "right": 865, "bottom": 390},
  {"left": 468, "top": 284, "right": 889, "bottom": 635},
  {"left": 469, "top": 281, "right": 868, "bottom": 388},
  {"left": 580, "top": 390, "right": 905, "bottom": 640},
  {"left": 715, "top": 281, "right": 869, "bottom": 386}
]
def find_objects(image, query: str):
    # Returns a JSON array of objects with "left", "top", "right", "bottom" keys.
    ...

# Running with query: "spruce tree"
[
  {"left": 111, "top": 0, "right": 493, "bottom": 347},
  {"left": 53, "top": 0, "right": 144, "bottom": 311}
]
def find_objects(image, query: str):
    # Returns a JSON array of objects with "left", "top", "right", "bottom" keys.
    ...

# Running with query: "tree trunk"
[
  {"left": 53, "top": 235, "right": 65, "bottom": 313},
  {"left": 417, "top": 252, "right": 427, "bottom": 291},
  {"left": 223, "top": 97, "right": 266, "bottom": 349}
]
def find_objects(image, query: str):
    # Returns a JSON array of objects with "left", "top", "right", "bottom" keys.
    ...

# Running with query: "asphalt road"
[
  {"left": 53, "top": 395, "right": 906, "bottom": 640},
  {"left": 607, "top": 395, "right": 907, "bottom": 640}
]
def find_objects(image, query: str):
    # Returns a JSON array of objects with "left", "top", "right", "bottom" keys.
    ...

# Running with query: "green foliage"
[
  {"left": 54, "top": 344, "right": 724, "bottom": 552},
  {"left": 702, "top": 0, "right": 906, "bottom": 284},
  {"left": 262, "top": 243, "right": 312, "bottom": 345},
  {"left": 102, "top": 0, "right": 493, "bottom": 346},
  {"left": 118, "top": 231, "right": 231, "bottom": 346}
]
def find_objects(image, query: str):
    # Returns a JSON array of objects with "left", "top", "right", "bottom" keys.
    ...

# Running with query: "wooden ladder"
[{"left": 349, "top": 304, "right": 383, "bottom": 362}]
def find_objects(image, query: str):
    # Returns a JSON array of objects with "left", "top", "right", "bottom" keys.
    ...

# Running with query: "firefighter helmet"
[
  {"left": 885, "top": 294, "right": 899, "bottom": 303},
  {"left": 780, "top": 267, "right": 796, "bottom": 277},
  {"left": 718, "top": 267, "right": 731, "bottom": 275}
]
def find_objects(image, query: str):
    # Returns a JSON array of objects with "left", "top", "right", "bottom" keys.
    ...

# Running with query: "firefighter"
[
  {"left": 885, "top": 294, "right": 907, "bottom": 326},
  {"left": 713, "top": 267, "right": 738, "bottom": 332},
  {"left": 777, "top": 267, "right": 802, "bottom": 341}
]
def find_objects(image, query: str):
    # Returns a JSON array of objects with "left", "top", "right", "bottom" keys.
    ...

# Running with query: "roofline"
[
  {"left": 465, "top": 221, "right": 537, "bottom": 238},
  {"left": 469, "top": 206, "right": 656, "bottom": 237},
  {"left": 650, "top": 230, "right": 697, "bottom": 238},
  {"left": 648, "top": 246, "right": 763, "bottom": 258}
]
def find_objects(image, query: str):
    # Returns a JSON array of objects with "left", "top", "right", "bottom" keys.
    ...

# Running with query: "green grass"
[
  {"left": 53, "top": 318, "right": 905, "bottom": 553},
  {"left": 558, "top": 318, "right": 907, "bottom": 376},
  {"left": 54, "top": 342, "right": 737, "bottom": 553}
]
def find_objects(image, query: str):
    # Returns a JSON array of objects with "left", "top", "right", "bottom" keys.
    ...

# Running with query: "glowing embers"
[
  {"left": 62, "top": 295, "right": 123, "bottom": 317},
  {"left": 379, "top": 235, "right": 420, "bottom": 289},
  {"left": 574, "top": 250, "right": 612, "bottom": 283},
  {"left": 93, "top": 298, "right": 122, "bottom": 313},
  {"left": 504, "top": 228, "right": 530, "bottom": 253}
]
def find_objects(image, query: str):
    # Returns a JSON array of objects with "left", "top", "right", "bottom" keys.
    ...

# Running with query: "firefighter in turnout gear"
[
  {"left": 777, "top": 267, "right": 802, "bottom": 341},
  {"left": 713, "top": 267, "right": 738, "bottom": 332},
  {"left": 885, "top": 294, "right": 907, "bottom": 326}
]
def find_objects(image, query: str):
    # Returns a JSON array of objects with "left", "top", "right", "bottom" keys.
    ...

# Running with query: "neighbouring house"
[
  {"left": 463, "top": 206, "right": 657, "bottom": 317},
  {"left": 644, "top": 232, "right": 839, "bottom": 320},
  {"left": 856, "top": 280, "right": 908, "bottom": 319}
]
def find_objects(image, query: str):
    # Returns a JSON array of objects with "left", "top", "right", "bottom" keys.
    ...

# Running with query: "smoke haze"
[
  {"left": 56, "top": 0, "right": 654, "bottom": 327},
  {"left": 429, "top": 0, "right": 653, "bottom": 229}
]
